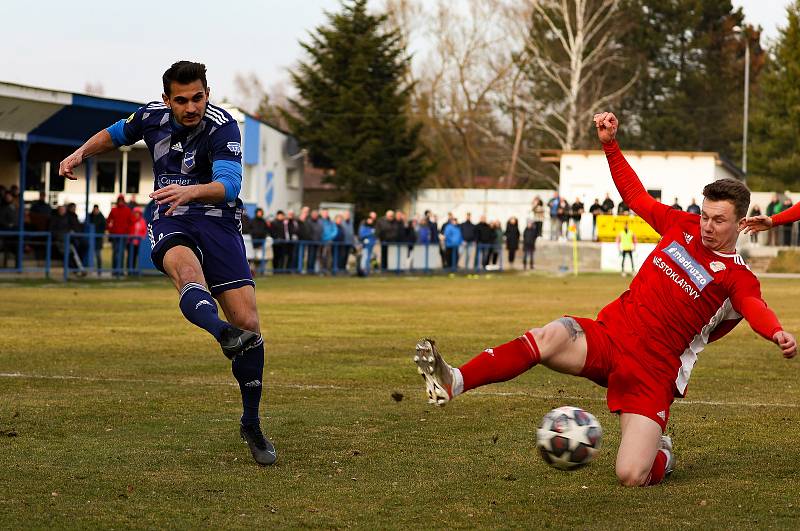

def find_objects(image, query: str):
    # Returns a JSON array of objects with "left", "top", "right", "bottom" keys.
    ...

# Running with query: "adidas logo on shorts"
[{"left": 244, "top": 380, "right": 262, "bottom": 388}]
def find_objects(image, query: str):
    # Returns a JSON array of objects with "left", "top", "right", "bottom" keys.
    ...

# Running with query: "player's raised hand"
[
  {"left": 150, "top": 184, "right": 198, "bottom": 216},
  {"left": 773, "top": 331, "right": 797, "bottom": 359},
  {"left": 593, "top": 112, "right": 618, "bottom": 144},
  {"left": 742, "top": 215, "right": 773, "bottom": 234},
  {"left": 59, "top": 151, "right": 83, "bottom": 180}
]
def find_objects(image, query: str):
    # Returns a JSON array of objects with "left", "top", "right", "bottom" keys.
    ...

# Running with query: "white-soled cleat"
[{"left": 414, "top": 338, "right": 454, "bottom": 406}]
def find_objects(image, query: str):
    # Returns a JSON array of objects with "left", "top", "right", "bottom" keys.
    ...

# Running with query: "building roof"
[
  {"left": 540, "top": 148, "right": 745, "bottom": 179},
  {"left": 0, "top": 81, "right": 142, "bottom": 147}
]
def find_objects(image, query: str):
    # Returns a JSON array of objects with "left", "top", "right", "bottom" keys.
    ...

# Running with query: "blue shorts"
[{"left": 149, "top": 215, "right": 254, "bottom": 295}]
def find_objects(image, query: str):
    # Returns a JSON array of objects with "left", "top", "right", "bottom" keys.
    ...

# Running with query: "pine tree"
[
  {"left": 749, "top": 1, "right": 800, "bottom": 184},
  {"left": 619, "top": 0, "right": 764, "bottom": 161},
  {"left": 285, "top": 0, "right": 428, "bottom": 214}
]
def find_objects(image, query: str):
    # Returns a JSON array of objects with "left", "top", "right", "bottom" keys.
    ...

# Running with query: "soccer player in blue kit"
[{"left": 59, "top": 61, "right": 276, "bottom": 466}]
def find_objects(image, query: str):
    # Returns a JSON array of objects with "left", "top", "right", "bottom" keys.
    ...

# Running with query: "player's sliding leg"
[
  {"left": 616, "top": 413, "right": 674, "bottom": 487},
  {"left": 162, "top": 245, "right": 258, "bottom": 358},
  {"left": 414, "top": 317, "right": 588, "bottom": 405},
  {"left": 217, "top": 285, "right": 276, "bottom": 466}
]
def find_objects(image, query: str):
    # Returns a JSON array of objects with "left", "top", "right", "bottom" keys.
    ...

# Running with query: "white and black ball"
[{"left": 536, "top": 406, "right": 602, "bottom": 470}]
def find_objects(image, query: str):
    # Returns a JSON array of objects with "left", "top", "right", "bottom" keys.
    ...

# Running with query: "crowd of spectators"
[
  {"left": 0, "top": 185, "right": 146, "bottom": 273},
  {"left": 3, "top": 183, "right": 799, "bottom": 274}
]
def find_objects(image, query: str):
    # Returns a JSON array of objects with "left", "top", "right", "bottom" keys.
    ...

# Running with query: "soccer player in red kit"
[{"left": 414, "top": 112, "right": 797, "bottom": 487}]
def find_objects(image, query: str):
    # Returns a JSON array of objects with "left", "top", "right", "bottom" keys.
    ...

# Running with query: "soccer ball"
[{"left": 536, "top": 406, "right": 602, "bottom": 470}]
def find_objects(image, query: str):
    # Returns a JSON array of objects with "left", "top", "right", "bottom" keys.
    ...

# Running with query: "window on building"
[
  {"left": 125, "top": 161, "right": 141, "bottom": 194},
  {"left": 25, "top": 162, "right": 44, "bottom": 191},
  {"left": 97, "top": 161, "right": 116, "bottom": 193},
  {"left": 287, "top": 168, "right": 300, "bottom": 190},
  {"left": 49, "top": 161, "right": 65, "bottom": 192}
]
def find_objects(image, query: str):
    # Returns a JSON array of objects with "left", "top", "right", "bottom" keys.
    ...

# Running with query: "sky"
[{"left": 0, "top": 0, "right": 792, "bottom": 104}]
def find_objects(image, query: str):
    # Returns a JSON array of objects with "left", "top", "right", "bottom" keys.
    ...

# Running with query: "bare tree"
[{"left": 520, "top": 0, "right": 638, "bottom": 151}]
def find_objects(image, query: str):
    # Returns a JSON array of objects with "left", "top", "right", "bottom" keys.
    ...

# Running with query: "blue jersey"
[{"left": 107, "top": 101, "right": 243, "bottom": 221}]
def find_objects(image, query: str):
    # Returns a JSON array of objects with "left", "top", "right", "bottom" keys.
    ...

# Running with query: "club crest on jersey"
[
  {"left": 226, "top": 141, "right": 242, "bottom": 155},
  {"left": 709, "top": 261, "right": 726, "bottom": 273},
  {"left": 683, "top": 232, "right": 694, "bottom": 244},
  {"left": 183, "top": 151, "right": 195, "bottom": 169}
]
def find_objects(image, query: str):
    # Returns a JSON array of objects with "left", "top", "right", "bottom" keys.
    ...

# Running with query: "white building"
[
  {"left": 0, "top": 81, "right": 302, "bottom": 220},
  {"left": 557, "top": 148, "right": 744, "bottom": 240}
]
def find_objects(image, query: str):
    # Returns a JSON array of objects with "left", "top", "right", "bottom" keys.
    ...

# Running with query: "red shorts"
[{"left": 570, "top": 316, "right": 675, "bottom": 432}]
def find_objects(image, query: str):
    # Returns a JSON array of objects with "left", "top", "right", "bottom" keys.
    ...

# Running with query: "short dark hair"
[
  {"left": 702, "top": 178, "right": 750, "bottom": 219},
  {"left": 162, "top": 61, "right": 207, "bottom": 96}
]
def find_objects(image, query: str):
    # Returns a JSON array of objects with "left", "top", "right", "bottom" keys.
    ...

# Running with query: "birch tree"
[{"left": 521, "top": 0, "right": 638, "bottom": 150}]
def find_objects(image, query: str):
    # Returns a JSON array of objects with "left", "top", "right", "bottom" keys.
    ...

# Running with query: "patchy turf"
[{"left": 1, "top": 274, "right": 799, "bottom": 528}]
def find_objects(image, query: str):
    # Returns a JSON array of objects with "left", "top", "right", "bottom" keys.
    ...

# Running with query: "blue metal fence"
[{"left": 0, "top": 229, "right": 504, "bottom": 279}]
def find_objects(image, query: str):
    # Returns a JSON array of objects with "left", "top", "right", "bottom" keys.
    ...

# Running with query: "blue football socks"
[
  {"left": 178, "top": 283, "right": 229, "bottom": 341},
  {"left": 232, "top": 337, "right": 265, "bottom": 426}
]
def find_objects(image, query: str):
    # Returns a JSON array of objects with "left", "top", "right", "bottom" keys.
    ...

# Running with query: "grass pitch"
[{"left": 1, "top": 273, "right": 800, "bottom": 529}]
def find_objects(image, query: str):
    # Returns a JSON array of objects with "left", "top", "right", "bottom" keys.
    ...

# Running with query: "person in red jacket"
[
  {"left": 107, "top": 194, "right": 133, "bottom": 274},
  {"left": 414, "top": 111, "right": 796, "bottom": 487},
  {"left": 128, "top": 207, "right": 148, "bottom": 270}
]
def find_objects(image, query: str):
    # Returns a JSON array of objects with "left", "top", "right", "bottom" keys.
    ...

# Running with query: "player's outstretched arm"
[
  {"left": 594, "top": 112, "right": 674, "bottom": 235},
  {"left": 742, "top": 215, "right": 773, "bottom": 234},
  {"left": 59, "top": 130, "right": 117, "bottom": 180},
  {"left": 745, "top": 202, "right": 800, "bottom": 233}
]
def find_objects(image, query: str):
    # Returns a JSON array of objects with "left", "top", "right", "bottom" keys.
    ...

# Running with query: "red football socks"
[
  {"left": 459, "top": 331, "right": 541, "bottom": 393},
  {"left": 644, "top": 450, "right": 669, "bottom": 486}
]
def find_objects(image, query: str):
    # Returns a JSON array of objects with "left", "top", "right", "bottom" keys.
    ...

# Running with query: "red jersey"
[{"left": 600, "top": 141, "right": 782, "bottom": 397}]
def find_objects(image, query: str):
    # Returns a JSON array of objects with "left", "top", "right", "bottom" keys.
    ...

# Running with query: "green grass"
[{"left": 2, "top": 274, "right": 800, "bottom": 529}]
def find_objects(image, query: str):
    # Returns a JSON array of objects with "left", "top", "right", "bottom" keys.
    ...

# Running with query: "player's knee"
[
  {"left": 615, "top": 462, "right": 648, "bottom": 487},
  {"left": 232, "top": 315, "right": 260, "bottom": 334}
]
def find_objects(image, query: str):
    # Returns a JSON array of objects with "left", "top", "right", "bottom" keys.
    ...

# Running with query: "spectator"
[
  {"left": 490, "top": 220, "right": 503, "bottom": 266},
  {"left": 766, "top": 193, "right": 781, "bottom": 246},
  {"left": 397, "top": 211, "right": 415, "bottom": 268},
  {"left": 339, "top": 210, "right": 355, "bottom": 272},
  {"left": 87, "top": 204, "right": 106, "bottom": 272},
  {"left": 333, "top": 214, "right": 348, "bottom": 272},
  {"left": 558, "top": 199, "right": 570, "bottom": 239},
  {"left": 601, "top": 193, "right": 615, "bottom": 213},
  {"left": 522, "top": 219, "right": 538, "bottom": 270},
  {"left": 671, "top": 198, "right": 682, "bottom": 210},
  {"left": 66, "top": 202, "right": 88, "bottom": 263},
  {"left": 376, "top": 210, "right": 396, "bottom": 271},
  {"left": 29, "top": 191, "right": 52, "bottom": 231},
  {"left": 107, "top": 194, "right": 133, "bottom": 275},
  {"left": 443, "top": 217, "right": 463, "bottom": 269},
  {"left": 357, "top": 215, "right": 377, "bottom": 276},
  {"left": 320, "top": 209, "right": 338, "bottom": 272},
  {"left": 505, "top": 217, "right": 520, "bottom": 267},
  {"left": 475, "top": 215, "right": 494, "bottom": 267},
  {"left": 617, "top": 222, "right": 637, "bottom": 277},
  {"left": 589, "top": 198, "right": 604, "bottom": 240},
  {"left": 249, "top": 208, "right": 269, "bottom": 270},
  {"left": 617, "top": 201, "right": 629, "bottom": 215},
  {"left": 547, "top": 193, "right": 561, "bottom": 240},
  {"left": 686, "top": 198, "right": 701, "bottom": 215},
  {"left": 460, "top": 212, "right": 476, "bottom": 246},
  {"left": 570, "top": 197, "right": 584, "bottom": 240},
  {"left": 129, "top": 207, "right": 147, "bottom": 270},
  {"left": 780, "top": 196, "right": 793, "bottom": 246},
  {"left": 0, "top": 190, "right": 17, "bottom": 229},
  {"left": 305, "top": 209, "right": 323, "bottom": 273},
  {"left": 270, "top": 210, "right": 290, "bottom": 272},
  {"left": 127, "top": 195, "right": 138, "bottom": 210},
  {"left": 0, "top": 191, "right": 18, "bottom": 267},
  {"left": 532, "top": 197, "right": 545, "bottom": 241},
  {"left": 748, "top": 205, "right": 762, "bottom": 244},
  {"left": 417, "top": 215, "right": 433, "bottom": 244}
]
